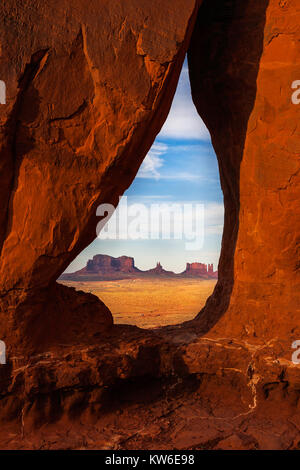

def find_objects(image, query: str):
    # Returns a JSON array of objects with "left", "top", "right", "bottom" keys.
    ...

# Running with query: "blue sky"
[{"left": 65, "top": 59, "right": 224, "bottom": 274}]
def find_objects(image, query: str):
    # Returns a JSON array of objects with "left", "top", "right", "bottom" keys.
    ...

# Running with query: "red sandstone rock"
[
  {"left": 188, "top": 0, "right": 300, "bottom": 342},
  {"left": 182, "top": 262, "right": 218, "bottom": 279},
  {"left": 84, "top": 254, "right": 139, "bottom": 275},
  {"left": 143, "top": 261, "right": 177, "bottom": 277},
  {"left": 0, "top": 329, "right": 299, "bottom": 450},
  {"left": 60, "top": 255, "right": 217, "bottom": 280},
  {"left": 0, "top": 0, "right": 299, "bottom": 451},
  {"left": 0, "top": 0, "right": 199, "bottom": 352}
]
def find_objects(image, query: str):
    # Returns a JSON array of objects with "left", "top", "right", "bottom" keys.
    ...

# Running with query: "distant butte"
[{"left": 59, "top": 255, "right": 218, "bottom": 281}]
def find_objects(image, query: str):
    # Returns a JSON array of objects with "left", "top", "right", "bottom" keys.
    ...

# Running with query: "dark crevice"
[
  {"left": 49, "top": 100, "right": 88, "bottom": 123},
  {"left": 187, "top": 0, "right": 269, "bottom": 333},
  {"left": 0, "top": 49, "right": 49, "bottom": 258}
]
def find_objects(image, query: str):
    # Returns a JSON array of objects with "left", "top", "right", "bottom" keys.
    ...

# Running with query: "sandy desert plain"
[{"left": 59, "top": 279, "right": 217, "bottom": 328}]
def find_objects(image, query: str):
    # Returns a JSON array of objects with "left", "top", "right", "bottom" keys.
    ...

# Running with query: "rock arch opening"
[
  {"left": 0, "top": 0, "right": 273, "bottom": 353},
  {"left": 0, "top": 0, "right": 299, "bottom": 450},
  {"left": 59, "top": 57, "right": 224, "bottom": 329}
]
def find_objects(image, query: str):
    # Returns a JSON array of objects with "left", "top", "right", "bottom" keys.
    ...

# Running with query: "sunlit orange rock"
[
  {"left": 0, "top": 0, "right": 199, "bottom": 352},
  {"left": 0, "top": 0, "right": 299, "bottom": 451},
  {"left": 189, "top": 0, "right": 300, "bottom": 345}
]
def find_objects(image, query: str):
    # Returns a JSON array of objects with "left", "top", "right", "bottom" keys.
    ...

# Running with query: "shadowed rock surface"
[
  {"left": 188, "top": 0, "right": 300, "bottom": 341},
  {"left": 0, "top": 0, "right": 299, "bottom": 450},
  {"left": 0, "top": 0, "right": 199, "bottom": 352}
]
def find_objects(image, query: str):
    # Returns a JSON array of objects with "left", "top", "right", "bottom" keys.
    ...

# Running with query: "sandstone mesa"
[{"left": 60, "top": 254, "right": 218, "bottom": 281}]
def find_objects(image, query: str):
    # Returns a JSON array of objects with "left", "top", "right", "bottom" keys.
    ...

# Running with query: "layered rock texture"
[
  {"left": 82, "top": 254, "right": 140, "bottom": 277},
  {"left": 182, "top": 262, "right": 218, "bottom": 279},
  {"left": 60, "top": 255, "right": 217, "bottom": 280},
  {"left": 189, "top": 0, "right": 300, "bottom": 342},
  {"left": 0, "top": 0, "right": 199, "bottom": 352},
  {"left": 0, "top": 0, "right": 299, "bottom": 450}
]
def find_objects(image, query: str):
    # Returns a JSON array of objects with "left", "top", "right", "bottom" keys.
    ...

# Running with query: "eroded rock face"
[
  {"left": 85, "top": 255, "right": 137, "bottom": 274},
  {"left": 0, "top": 328, "right": 299, "bottom": 450},
  {"left": 188, "top": 0, "right": 300, "bottom": 343},
  {"left": 60, "top": 256, "right": 217, "bottom": 280},
  {"left": 0, "top": 0, "right": 299, "bottom": 451},
  {"left": 183, "top": 262, "right": 217, "bottom": 278},
  {"left": 0, "top": 0, "right": 199, "bottom": 351}
]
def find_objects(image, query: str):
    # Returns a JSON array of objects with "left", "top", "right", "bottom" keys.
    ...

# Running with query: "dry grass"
[{"left": 59, "top": 278, "right": 217, "bottom": 328}]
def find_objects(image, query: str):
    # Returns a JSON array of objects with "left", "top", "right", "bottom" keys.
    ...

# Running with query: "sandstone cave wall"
[
  {"left": 0, "top": 0, "right": 299, "bottom": 354},
  {"left": 0, "top": 0, "right": 200, "bottom": 352},
  {"left": 188, "top": 0, "right": 300, "bottom": 341}
]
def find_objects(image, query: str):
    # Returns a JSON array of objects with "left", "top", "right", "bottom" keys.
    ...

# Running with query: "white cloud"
[
  {"left": 158, "top": 172, "right": 205, "bottom": 182},
  {"left": 137, "top": 143, "right": 209, "bottom": 181},
  {"left": 158, "top": 67, "right": 211, "bottom": 141},
  {"left": 137, "top": 142, "right": 168, "bottom": 179}
]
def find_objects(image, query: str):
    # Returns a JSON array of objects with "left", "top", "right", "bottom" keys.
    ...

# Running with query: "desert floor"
[{"left": 59, "top": 279, "right": 217, "bottom": 328}]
